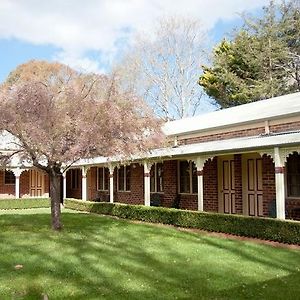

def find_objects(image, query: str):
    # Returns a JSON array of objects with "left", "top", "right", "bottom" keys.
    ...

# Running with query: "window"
[
  {"left": 4, "top": 170, "right": 15, "bottom": 185},
  {"left": 118, "top": 166, "right": 130, "bottom": 191},
  {"left": 97, "top": 167, "right": 109, "bottom": 191},
  {"left": 179, "top": 161, "right": 198, "bottom": 194},
  {"left": 287, "top": 153, "right": 300, "bottom": 197},
  {"left": 70, "top": 169, "right": 80, "bottom": 189},
  {"left": 150, "top": 163, "right": 163, "bottom": 193}
]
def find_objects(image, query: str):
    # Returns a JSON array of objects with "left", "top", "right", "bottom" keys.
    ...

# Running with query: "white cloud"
[
  {"left": 0, "top": 0, "right": 269, "bottom": 72},
  {"left": 54, "top": 51, "right": 106, "bottom": 74}
]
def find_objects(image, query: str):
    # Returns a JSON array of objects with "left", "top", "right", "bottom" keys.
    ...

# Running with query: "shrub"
[
  {"left": 64, "top": 199, "right": 300, "bottom": 245},
  {"left": 0, "top": 198, "right": 50, "bottom": 210}
]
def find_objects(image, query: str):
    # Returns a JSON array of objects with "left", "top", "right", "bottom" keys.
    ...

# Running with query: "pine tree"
[{"left": 199, "top": 0, "right": 299, "bottom": 108}]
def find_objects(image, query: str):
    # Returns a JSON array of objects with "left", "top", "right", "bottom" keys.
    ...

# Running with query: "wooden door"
[
  {"left": 218, "top": 156, "right": 235, "bottom": 214},
  {"left": 242, "top": 155, "right": 263, "bottom": 216},
  {"left": 30, "top": 170, "right": 44, "bottom": 197}
]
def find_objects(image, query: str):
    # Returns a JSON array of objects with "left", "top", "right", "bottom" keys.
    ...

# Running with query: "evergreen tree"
[{"left": 199, "top": 0, "right": 300, "bottom": 108}]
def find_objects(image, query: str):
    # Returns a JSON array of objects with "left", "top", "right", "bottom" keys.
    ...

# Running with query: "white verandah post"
[
  {"left": 62, "top": 172, "right": 67, "bottom": 200},
  {"left": 195, "top": 157, "right": 205, "bottom": 212},
  {"left": 109, "top": 165, "right": 114, "bottom": 203},
  {"left": 274, "top": 147, "right": 286, "bottom": 220},
  {"left": 144, "top": 162, "right": 152, "bottom": 206},
  {"left": 82, "top": 167, "right": 88, "bottom": 201},
  {"left": 12, "top": 168, "right": 23, "bottom": 199}
]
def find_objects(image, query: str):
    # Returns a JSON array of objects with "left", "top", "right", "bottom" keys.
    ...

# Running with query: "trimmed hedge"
[
  {"left": 0, "top": 198, "right": 50, "bottom": 210},
  {"left": 64, "top": 198, "right": 300, "bottom": 245}
]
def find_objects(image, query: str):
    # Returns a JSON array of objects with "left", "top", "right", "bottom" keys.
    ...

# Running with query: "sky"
[{"left": 0, "top": 0, "right": 271, "bottom": 83}]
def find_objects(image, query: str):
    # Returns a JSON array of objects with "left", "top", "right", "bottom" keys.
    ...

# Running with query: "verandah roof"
[{"left": 73, "top": 130, "right": 300, "bottom": 167}]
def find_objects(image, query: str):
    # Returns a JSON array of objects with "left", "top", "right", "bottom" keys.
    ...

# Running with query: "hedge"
[
  {"left": 64, "top": 198, "right": 300, "bottom": 245},
  {"left": 0, "top": 198, "right": 50, "bottom": 210}
]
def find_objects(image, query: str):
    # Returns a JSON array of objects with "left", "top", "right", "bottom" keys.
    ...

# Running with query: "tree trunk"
[{"left": 49, "top": 172, "right": 62, "bottom": 230}]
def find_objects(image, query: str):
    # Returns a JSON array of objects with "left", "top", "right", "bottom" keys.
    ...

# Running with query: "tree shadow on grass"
[{"left": 0, "top": 212, "right": 299, "bottom": 299}]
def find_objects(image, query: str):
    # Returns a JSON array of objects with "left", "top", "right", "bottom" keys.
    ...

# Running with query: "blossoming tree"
[{"left": 0, "top": 61, "right": 162, "bottom": 230}]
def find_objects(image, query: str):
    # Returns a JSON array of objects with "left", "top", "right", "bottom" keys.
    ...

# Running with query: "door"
[
  {"left": 242, "top": 154, "right": 263, "bottom": 216},
  {"left": 29, "top": 170, "right": 44, "bottom": 197},
  {"left": 218, "top": 156, "right": 235, "bottom": 214}
]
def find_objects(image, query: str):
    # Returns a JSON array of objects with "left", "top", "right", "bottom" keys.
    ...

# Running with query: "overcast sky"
[{"left": 0, "top": 0, "right": 269, "bottom": 82}]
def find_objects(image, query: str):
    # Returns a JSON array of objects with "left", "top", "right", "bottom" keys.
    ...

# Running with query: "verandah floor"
[{"left": 0, "top": 208, "right": 299, "bottom": 299}]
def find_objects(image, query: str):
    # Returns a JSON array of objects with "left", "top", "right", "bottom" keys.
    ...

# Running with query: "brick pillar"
[
  {"left": 234, "top": 154, "right": 243, "bottom": 214},
  {"left": 162, "top": 160, "right": 178, "bottom": 207},
  {"left": 203, "top": 158, "right": 218, "bottom": 212},
  {"left": 262, "top": 155, "right": 276, "bottom": 217}
]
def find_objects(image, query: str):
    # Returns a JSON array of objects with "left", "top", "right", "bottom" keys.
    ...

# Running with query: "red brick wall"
[
  {"left": 0, "top": 169, "right": 48, "bottom": 198},
  {"left": 286, "top": 199, "right": 300, "bottom": 220},
  {"left": 176, "top": 121, "right": 300, "bottom": 146},
  {"left": 234, "top": 154, "right": 243, "bottom": 214},
  {"left": 115, "top": 164, "right": 144, "bottom": 205},
  {"left": 161, "top": 160, "right": 198, "bottom": 211},
  {"left": 66, "top": 164, "right": 144, "bottom": 204},
  {"left": 179, "top": 194, "right": 198, "bottom": 210},
  {"left": 262, "top": 155, "right": 276, "bottom": 217},
  {"left": 203, "top": 158, "right": 218, "bottom": 212},
  {"left": 88, "top": 167, "right": 97, "bottom": 200},
  {"left": 161, "top": 160, "right": 177, "bottom": 208},
  {"left": 270, "top": 121, "right": 300, "bottom": 133},
  {"left": 66, "top": 169, "right": 82, "bottom": 199},
  {"left": 20, "top": 171, "right": 30, "bottom": 197},
  {"left": 0, "top": 170, "right": 15, "bottom": 197},
  {"left": 179, "top": 127, "right": 265, "bottom": 145}
]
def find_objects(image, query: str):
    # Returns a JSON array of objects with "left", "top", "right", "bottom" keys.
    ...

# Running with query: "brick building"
[{"left": 1, "top": 92, "right": 300, "bottom": 220}]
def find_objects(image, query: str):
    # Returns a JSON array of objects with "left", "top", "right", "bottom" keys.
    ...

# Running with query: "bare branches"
[{"left": 116, "top": 16, "right": 208, "bottom": 121}]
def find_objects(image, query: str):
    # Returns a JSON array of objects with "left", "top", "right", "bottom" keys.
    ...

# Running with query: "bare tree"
[
  {"left": 115, "top": 16, "right": 208, "bottom": 121},
  {"left": 0, "top": 60, "right": 162, "bottom": 230}
]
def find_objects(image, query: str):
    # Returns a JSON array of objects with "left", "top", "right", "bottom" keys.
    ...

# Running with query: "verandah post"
[{"left": 274, "top": 147, "right": 286, "bottom": 220}]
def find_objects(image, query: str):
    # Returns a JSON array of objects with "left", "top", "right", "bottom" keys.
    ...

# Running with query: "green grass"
[{"left": 0, "top": 209, "right": 299, "bottom": 299}]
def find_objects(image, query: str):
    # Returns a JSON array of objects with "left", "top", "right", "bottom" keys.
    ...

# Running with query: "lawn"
[{"left": 0, "top": 209, "right": 299, "bottom": 299}]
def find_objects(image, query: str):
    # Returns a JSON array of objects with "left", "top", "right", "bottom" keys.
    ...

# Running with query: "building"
[{"left": 1, "top": 93, "right": 300, "bottom": 220}]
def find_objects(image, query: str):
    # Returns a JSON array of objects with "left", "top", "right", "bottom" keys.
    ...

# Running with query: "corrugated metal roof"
[{"left": 162, "top": 92, "right": 300, "bottom": 136}]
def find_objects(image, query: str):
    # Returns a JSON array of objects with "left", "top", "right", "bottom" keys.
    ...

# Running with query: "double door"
[
  {"left": 30, "top": 170, "right": 44, "bottom": 197},
  {"left": 219, "top": 154, "right": 263, "bottom": 217}
]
